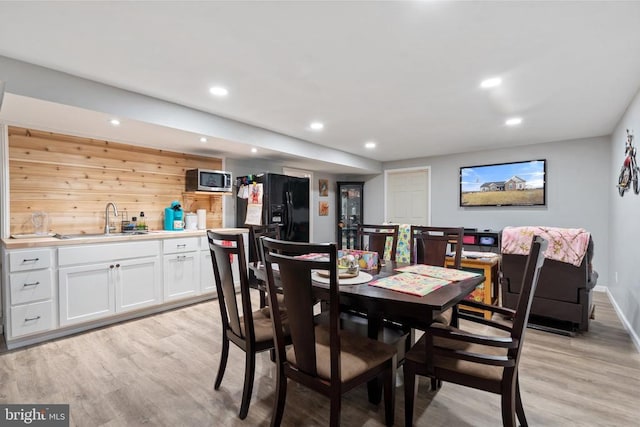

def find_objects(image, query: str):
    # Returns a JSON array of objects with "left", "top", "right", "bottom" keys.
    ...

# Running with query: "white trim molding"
[{"left": 601, "top": 287, "right": 640, "bottom": 352}]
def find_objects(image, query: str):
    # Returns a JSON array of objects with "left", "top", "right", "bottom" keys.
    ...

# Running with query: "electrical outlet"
[{"left": 615, "top": 272, "right": 619, "bottom": 283}]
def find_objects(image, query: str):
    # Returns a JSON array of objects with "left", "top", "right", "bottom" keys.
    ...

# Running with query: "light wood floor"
[{"left": 1, "top": 291, "right": 639, "bottom": 426}]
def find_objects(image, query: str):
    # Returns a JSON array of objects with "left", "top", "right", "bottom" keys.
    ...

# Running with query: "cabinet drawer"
[
  {"left": 58, "top": 241, "right": 160, "bottom": 266},
  {"left": 163, "top": 237, "right": 199, "bottom": 253},
  {"left": 10, "top": 300, "right": 54, "bottom": 338},
  {"left": 9, "top": 249, "right": 52, "bottom": 272},
  {"left": 10, "top": 269, "right": 53, "bottom": 305}
]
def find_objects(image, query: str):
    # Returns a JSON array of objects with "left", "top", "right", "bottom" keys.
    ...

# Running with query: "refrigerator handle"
[{"left": 286, "top": 191, "right": 294, "bottom": 240}]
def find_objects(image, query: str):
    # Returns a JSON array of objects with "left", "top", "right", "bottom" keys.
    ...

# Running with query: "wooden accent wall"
[{"left": 8, "top": 127, "right": 224, "bottom": 235}]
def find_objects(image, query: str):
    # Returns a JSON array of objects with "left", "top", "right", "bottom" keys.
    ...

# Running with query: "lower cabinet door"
[
  {"left": 163, "top": 252, "right": 199, "bottom": 301},
  {"left": 116, "top": 256, "right": 162, "bottom": 313},
  {"left": 200, "top": 251, "right": 216, "bottom": 295},
  {"left": 59, "top": 263, "right": 115, "bottom": 326}
]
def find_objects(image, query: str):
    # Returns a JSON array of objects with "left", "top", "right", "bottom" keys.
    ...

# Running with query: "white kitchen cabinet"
[
  {"left": 2, "top": 230, "right": 239, "bottom": 349},
  {"left": 10, "top": 300, "right": 54, "bottom": 338},
  {"left": 58, "top": 262, "right": 115, "bottom": 326},
  {"left": 4, "top": 248, "right": 56, "bottom": 339},
  {"left": 115, "top": 256, "right": 161, "bottom": 313},
  {"left": 200, "top": 250, "right": 216, "bottom": 295},
  {"left": 58, "top": 241, "right": 161, "bottom": 326},
  {"left": 164, "top": 237, "right": 200, "bottom": 301}
]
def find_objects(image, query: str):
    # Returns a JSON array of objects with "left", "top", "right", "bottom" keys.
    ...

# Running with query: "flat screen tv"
[{"left": 460, "top": 159, "right": 546, "bottom": 207}]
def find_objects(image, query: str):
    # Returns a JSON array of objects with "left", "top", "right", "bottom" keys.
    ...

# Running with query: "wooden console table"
[{"left": 445, "top": 256, "right": 499, "bottom": 319}]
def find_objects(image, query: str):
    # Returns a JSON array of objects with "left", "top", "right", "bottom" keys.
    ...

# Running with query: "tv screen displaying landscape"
[{"left": 460, "top": 159, "right": 546, "bottom": 207}]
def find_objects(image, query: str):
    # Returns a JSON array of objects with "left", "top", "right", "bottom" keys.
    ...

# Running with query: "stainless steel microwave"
[{"left": 185, "top": 169, "right": 232, "bottom": 192}]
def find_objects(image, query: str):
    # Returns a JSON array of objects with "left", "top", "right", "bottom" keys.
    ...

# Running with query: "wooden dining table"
[
  {"left": 251, "top": 260, "right": 485, "bottom": 334},
  {"left": 249, "top": 260, "right": 485, "bottom": 402}
]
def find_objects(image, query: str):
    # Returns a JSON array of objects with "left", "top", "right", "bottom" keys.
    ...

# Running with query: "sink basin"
[{"left": 54, "top": 231, "right": 148, "bottom": 239}]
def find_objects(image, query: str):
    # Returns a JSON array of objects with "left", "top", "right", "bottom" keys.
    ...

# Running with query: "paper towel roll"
[{"left": 197, "top": 209, "right": 207, "bottom": 230}]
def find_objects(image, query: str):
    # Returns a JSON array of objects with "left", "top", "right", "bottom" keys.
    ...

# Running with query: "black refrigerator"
[{"left": 236, "top": 173, "right": 310, "bottom": 242}]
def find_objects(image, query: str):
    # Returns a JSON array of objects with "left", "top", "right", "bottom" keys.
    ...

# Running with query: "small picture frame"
[
  {"left": 319, "top": 179, "right": 329, "bottom": 197},
  {"left": 319, "top": 201, "right": 329, "bottom": 216}
]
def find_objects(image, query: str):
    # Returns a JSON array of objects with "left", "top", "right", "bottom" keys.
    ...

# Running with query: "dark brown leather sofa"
[{"left": 501, "top": 236, "right": 597, "bottom": 332}]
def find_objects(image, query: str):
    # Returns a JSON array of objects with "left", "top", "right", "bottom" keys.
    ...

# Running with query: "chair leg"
[
  {"left": 515, "top": 376, "right": 528, "bottom": 427},
  {"left": 367, "top": 377, "right": 383, "bottom": 405},
  {"left": 238, "top": 350, "right": 256, "bottom": 419},
  {"left": 271, "top": 366, "right": 287, "bottom": 427},
  {"left": 259, "top": 289, "right": 267, "bottom": 308},
  {"left": 430, "top": 378, "right": 442, "bottom": 390},
  {"left": 501, "top": 382, "right": 517, "bottom": 427},
  {"left": 403, "top": 362, "right": 417, "bottom": 427},
  {"left": 330, "top": 393, "right": 341, "bottom": 427},
  {"left": 214, "top": 336, "right": 229, "bottom": 390},
  {"left": 384, "top": 356, "right": 397, "bottom": 426}
]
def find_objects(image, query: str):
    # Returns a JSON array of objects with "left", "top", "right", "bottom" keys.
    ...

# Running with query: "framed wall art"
[
  {"left": 319, "top": 179, "right": 329, "bottom": 197},
  {"left": 319, "top": 201, "right": 329, "bottom": 216}
]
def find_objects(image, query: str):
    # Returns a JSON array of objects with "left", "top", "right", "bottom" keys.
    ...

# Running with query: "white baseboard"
[
  {"left": 593, "top": 285, "right": 607, "bottom": 292},
  {"left": 602, "top": 287, "right": 640, "bottom": 353}
]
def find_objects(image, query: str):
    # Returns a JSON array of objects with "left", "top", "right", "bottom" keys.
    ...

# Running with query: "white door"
[
  {"left": 385, "top": 167, "right": 430, "bottom": 225},
  {"left": 163, "top": 252, "right": 199, "bottom": 301},
  {"left": 116, "top": 256, "right": 161, "bottom": 312},
  {"left": 200, "top": 250, "right": 216, "bottom": 295},
  {"left": 59, "top": 263, "right": 115, "bottom": 326}
]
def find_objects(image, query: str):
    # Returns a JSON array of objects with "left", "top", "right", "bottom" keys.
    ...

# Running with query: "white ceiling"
[{"left": 1, "top": 1, "right": 640, "bottom": 169}]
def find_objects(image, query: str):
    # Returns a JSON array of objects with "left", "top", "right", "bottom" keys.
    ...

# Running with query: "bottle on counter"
[{"left": 138, "top": 212, "right": 146, "bottom": 230}]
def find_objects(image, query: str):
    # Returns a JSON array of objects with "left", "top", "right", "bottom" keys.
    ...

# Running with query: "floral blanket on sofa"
[{"left": 501, "top": 226, "right": 590, "bottom": 267}]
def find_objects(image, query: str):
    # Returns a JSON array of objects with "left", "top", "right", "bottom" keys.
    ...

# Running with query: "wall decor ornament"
[
  {"left": 319, "top": 201, "right": 329, "bottom": 216},
  {"left": 319, "top": 179, "right": 329, "bottom": 197},
  {"left": 617, "top": 128, "right": 639, "bottom": 196}
]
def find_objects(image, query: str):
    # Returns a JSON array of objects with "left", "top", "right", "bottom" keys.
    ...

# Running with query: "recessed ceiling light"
[
  {"left": 505, "top": 117, "right": 523, "bottom": 126},
  {"left": 251, "top": 148, "right": 257, "bottom": 153},
  {"left": 199, "top": 137, "right": 207, "bottom": 143},
  {"left": 309, "top": 122, "right": 324, "bottom": 131},
  {"left": 209, "top": 86, "right": 229, "bottom": 97},
  {"left": 365, "top": 141, "right": 376, "bottom": 149},
  {"left": 480, "top": 77, "right": 502, "bottom": 89},
  {"left": 109, "top": 119, "right": 120, "bottom": 126}
]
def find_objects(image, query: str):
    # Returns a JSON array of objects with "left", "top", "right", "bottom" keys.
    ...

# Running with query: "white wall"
[
  {"left": 609, "top": 87, "right": 640, "bottom": 344},
  {"left": 359, "top": 136, "right": 611, "bottom": 281}
]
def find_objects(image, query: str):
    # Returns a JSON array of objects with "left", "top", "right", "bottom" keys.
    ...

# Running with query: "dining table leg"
[{"left": 367, "top": 312, "right": 384, "bottom": 404}]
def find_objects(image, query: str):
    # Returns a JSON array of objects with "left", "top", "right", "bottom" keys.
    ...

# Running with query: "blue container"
[{"left": 164, "top": 207, "right": 174, "bottom": 231}]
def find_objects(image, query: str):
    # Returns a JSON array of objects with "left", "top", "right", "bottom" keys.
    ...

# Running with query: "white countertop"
[{"left": 2, "top": 228, "right": 249, "bottom": 249}]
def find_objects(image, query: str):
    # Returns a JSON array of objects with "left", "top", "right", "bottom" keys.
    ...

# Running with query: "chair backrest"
[
  {"left": 410, "top": 226, "right": 463, "bottom": 268},
  {"left": 510, "top": 235, "right": 547, "bottom": 362},
  {"left": 207, "top": 230, "right": 254, "bottom": 341},
  {"left": 248, "top": 224, "right": 281, "bottom": 264},
  {"left": 356, "top": 224, "right": 399, "bottom": 261},
  {"left": 262, "top": 237, "right": 341, "bottom": 381}
]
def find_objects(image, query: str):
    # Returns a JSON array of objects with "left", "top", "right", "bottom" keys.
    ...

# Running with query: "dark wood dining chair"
[
  {"left": 248, "top": 224, "right": 281, "bottom": 308},
  {"left": 357, "top": 224, "right": 400, "bottom": 261},
  {"left": 403, "top": 236, "right": 547, "bottom": 427},
  {"left": 409, "top": 225, "right": 463, "bottom": 269},
  {"left": 409, "top": 226, "right": 464, "bottom": 328},
  {"left": 261, "top": 237, "right": 397, "bottom": 427},
  {"left": 207, "top": 230, "right": 288, "bottom": 420}
]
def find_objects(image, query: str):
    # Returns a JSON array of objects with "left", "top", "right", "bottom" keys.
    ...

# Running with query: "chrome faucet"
[{"left": 104, "top": 202, "right": 118, "bottom": 234}]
